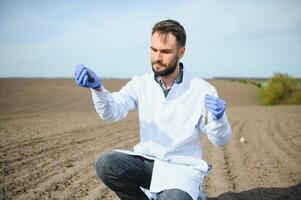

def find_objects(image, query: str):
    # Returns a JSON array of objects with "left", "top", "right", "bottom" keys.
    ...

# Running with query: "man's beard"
[{"left": 152, "top": 57, "right": 179, "bottom": 77}]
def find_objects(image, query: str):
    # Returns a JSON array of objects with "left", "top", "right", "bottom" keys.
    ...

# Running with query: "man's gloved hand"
[
  {"left": 204, "top": 94, "right": 226, "bottom": 120},
  {"left": 74, "top": 64, "right": 101, "bottom": 89}
]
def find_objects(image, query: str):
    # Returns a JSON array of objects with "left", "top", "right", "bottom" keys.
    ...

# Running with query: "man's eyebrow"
[{"left": 150, "top": 46, "right": 172, "bottom": 52}]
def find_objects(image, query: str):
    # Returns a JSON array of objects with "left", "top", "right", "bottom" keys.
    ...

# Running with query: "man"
[{"left": 74, "top": 19, "right": 231, "bottom": 200}]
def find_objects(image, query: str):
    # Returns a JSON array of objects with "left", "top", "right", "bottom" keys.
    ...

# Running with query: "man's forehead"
[{"left": 151, "top": 32, "right": 177, "bottom": 46}]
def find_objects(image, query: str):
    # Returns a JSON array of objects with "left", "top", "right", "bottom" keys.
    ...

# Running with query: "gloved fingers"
[
  {"left": 86, "top": 68, "right": 98, "bottom": 81},
  {"left": 205, "top": 95, "right": 219, "bottom": 100},
  {"left": 204, "top": 99, "right": 218, "bottom": 106},
  {"left": 207, "top": 108, "right": 224, "bottom": 120},
  {"left": 205, "top": 95, "right": 226, "bottom": 106},
  {"left": 85, "top": 69, "right": 94, "bottom": 82},
  {"left": 217, "top": 99, "right": 226, "bottom": 106},
  {"left": 205, "top": 98, "right": 226, "bottom": 109},
  {"left": 205, "top": 103, "right": 218, "bottom": 111},
  {"left": 85, "top": 67, "right": 92, "bottom": 75},
  {"left": 75, "top": 68, "right": 85, "bottom": 85},
  {"left": 87, "top": 68, "right": 102, "bottom": 89},
  {"left": 209, "top": 101, "right": 225, "bottom": 109},
  {"left": 83, "top": 74, "right": 89, "bottom": 86},
  {"left": 75, "top": 72, "right": 83, "bottom": 85},
  {"left": 216, "top": 109, "right": 224, "bottom": 116},
  {"left": 205, "top": 105, "right": 224, "bottom": 115},
  {"left": 79, "top": 69, "right": 88, "bottom": 85},
  {"left": 75, "top": 64, "right": 85, "bottom": 79},
  {"left": 76, "top": 67, "right": 86, "bottom": 83},
  {"left": 219, "top": 105, "right": 225, "bottom": 111},
  {"left": 216, "top": 109, "right": 225, "bottom": 119}
]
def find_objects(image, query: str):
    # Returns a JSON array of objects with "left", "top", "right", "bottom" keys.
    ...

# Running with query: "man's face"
[{"left": 150, "top": 32, "right": 184, "bottom": 76}]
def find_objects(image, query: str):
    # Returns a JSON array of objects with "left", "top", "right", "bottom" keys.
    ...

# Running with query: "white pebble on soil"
[{"left": 240, "top": 136, "right": 246, "bottom": 143}]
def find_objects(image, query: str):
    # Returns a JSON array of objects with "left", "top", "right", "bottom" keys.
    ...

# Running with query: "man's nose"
[{"left": 154, "top": 51, "right": 162, "bottom": 61}]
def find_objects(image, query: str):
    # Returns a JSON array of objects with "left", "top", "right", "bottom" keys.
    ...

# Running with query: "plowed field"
[{"left": 0, "top": 78, "right": 300, "bottom": 200}]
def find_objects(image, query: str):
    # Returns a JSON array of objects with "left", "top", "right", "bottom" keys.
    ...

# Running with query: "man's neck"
[{"left": 158, "top": 63, "right": 180, "bottom": 88}]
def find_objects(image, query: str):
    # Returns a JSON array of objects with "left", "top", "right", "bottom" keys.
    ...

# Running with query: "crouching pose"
[{"left": 74, "top": 19, "right": 232, "bottom": 200}]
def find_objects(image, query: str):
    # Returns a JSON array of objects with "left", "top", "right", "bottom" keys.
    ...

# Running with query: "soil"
[{"left": 0, "top": 78, "right": 300, "bottom": 200}]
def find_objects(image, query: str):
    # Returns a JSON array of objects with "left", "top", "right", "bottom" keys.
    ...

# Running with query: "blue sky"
[{"left": 0, "top": 0, "right": 300, "bottom": 78}]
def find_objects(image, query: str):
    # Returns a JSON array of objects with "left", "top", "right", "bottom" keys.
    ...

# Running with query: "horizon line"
[{"left": 1, "top": 75, "right": 300, "bottom": 79}]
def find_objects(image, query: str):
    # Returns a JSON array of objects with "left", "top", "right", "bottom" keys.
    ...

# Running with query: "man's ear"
[{"left": 178, "top": 47, "right": 185, "bottom": 59}]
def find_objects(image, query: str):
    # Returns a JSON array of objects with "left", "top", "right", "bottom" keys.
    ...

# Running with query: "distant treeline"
[
  {"left": 213, "top": 77, "right": 267, "bottom": 88},
  {"left": 212, "top": 77, "right": 268, "bottom": 82},
  {"left": 214, "top": 74, "right": 301, "bottom": 105}
]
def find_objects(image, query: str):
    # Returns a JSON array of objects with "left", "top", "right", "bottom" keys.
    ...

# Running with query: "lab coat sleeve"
[
  {"left": 202, "top": 88, "right": 232, "bottom": 147},
  {"left": 91, "top": 76, "right": 139, "bottom": 122}
]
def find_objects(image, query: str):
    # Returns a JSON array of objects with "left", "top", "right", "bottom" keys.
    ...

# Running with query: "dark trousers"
[{"left": 95, "top": 151, "right": 193, "bottom": 200}]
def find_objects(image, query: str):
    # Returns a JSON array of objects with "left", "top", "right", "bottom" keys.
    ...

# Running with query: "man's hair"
[{"left": 152, "top": 19, "right": 186, "bottom": 47}]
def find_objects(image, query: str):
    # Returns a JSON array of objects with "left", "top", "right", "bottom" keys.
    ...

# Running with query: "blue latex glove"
[
  {"left": 204, "top": 94, "right": 226, "bottom": 120},
  {"left": 74, "top": 64, "right": 101, "bottom": 89}
]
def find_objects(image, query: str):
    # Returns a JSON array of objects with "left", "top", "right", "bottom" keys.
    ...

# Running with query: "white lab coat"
[{"left": 91, "top": 66, "right": 232, "bottom": 200}]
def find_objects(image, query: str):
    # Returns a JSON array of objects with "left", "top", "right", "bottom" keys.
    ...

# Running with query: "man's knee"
[
  {"left": 95, "top": 152, "right": 117, "bottom": 183},
  {"left": 157, "top": 189, "right": 193, "bottom": 200}
]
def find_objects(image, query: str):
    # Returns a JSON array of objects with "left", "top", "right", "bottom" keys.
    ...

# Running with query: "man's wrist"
[{"left": 93, "top": 86, "right": 103, "bottom": 92}]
